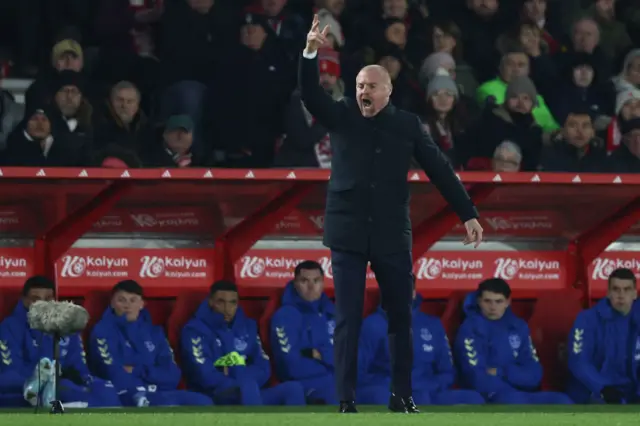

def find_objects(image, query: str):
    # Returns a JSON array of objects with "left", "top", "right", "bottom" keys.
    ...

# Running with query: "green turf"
[{"left": 1, "top": 406, "right": 640, "bottom": 426}]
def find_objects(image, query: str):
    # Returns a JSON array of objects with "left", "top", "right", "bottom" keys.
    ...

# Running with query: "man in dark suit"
[{"left": 300, "top": 15, "right": 484, "bottom": 414}]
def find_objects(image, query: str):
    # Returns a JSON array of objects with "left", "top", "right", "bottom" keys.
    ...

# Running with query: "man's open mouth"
[{"left": 362, "top": 99, "right": 372, "bottom": 107}]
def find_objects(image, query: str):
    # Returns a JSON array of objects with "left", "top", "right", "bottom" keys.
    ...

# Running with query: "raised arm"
[{"left": 298, "top": 14, "right": 345, "bottom": 130}]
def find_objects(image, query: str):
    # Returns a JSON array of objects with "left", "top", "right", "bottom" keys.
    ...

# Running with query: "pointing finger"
[{"left": 321, "top": 25, "right": 330, "bottom": 37}]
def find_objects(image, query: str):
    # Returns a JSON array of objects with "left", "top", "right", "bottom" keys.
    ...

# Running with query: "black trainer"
[
  {"left": 388, "top": 394, "right": 419, "bottom": 413},
  {"left": 339, "top": 400, "right": 358, "bottom": 413}
]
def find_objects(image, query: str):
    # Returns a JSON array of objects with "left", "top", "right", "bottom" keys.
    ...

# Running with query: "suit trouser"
[{"left": 331, "top": 249, "right": 413, "bottom": 401}]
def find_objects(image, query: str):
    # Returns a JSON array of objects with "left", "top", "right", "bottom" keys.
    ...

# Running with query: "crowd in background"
[{"left": 0, "top": 0, "right": 639, "bottom": 172}]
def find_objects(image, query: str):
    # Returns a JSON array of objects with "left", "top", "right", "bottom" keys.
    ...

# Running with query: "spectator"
[
  {"left": 585, "top": 0, "right": 632, "bottom": 62},
  {"left": 496, "top": 19, "right": 558, "bottom": 99},
  {"left": 206, "top": 11, "right": 295, "bottom": 168},
  {"left": 0, "top": 89, "right": 24, "bottom": 151},
  {"left": 519, "top": 0, "right": 562, "bottom": 54},
  {"left": 0, "top": 276, "right": 121, "bottom": 407},
  {"left": 491, "top": 140, "right": 522, "bottom": 172},
  {"left": 269, "top": 261, "right": 337, "bottom": 404},
  {"left": 608, "top": 117, "right": 640, "bottom": 173},
  {"left": 454, "top": 278, "right": 574, "bottom": 404},
  {"left": 50, "top": 70, "right": 93, "bottom": 148},
  {"left": 539, "top": 109, "right": 608, "bottom": 172},
  {"left": 555, "top": 18, "right": 612, "bottom": 82},
  {"left": 92, "top": 81, "right": 150, "bottom": 152},
  {"left": 357, "top": 278, "right": 485, "bottom": 405},
  {"left": 180, "top": 280, "right": 306, "bottom": 405},
  {"left": 141, "top": 114, "right": 209, "bottom": 168},
  {"left": 275, "top": 49, "right": 342, "bottom": 168},
  {"left": 93, "top": 0, "right": 163, "bottom": 97},
  {"left": 476, "top": 49, "right": 559, "bottom": 131},
  {"left": 420, "top": 70, "right": 473, "bottom": 169},
  {"left": 472, "top": 76, "right": 545, "bottom": 171},
  {"left": 376, "top": 44, "right": 421, "bottom": 113},
  {"left": 567, "top": 268, "right": 638, "bottom": 404},
  {"left": 253, "top": 0, "right": 307, "bottom": 60},
  {"left": 612, "top": 49, "right": 640, "bottom": 94},
  {"left": 549, "top": 53, "right": 616, "bottom": 128},
  {"left": 157, "top": 0, "right": 231, "bottom": 87},
  {"left": 426, "top": 21, "right": 478, "bottom": 96},
  {"left": 89, "top": 280, "right": 213, "bottom": 407},
  {"left": 456, "top": 0, "right": 508, "bottom": 83},
  {"left": 1, "top": 104, "right": 89, "bottom": 167},
  {"left": 604, "top": 89, "right": 640, "bottom": 152},
  {"left": 316, "top": 7, "right": 345, "bottom": 50},
  {"left": 25, "top": 38, "right": 89, "bottom": 107}
]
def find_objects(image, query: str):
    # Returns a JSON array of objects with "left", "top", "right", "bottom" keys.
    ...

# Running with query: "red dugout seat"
[
  {"left": 440, "top": 291, "right": 468, "bottom": 343},
  {"left": 528, "top": 289, "right": 583, "bottom": 391},
  {"left": 511, "top": 299, "right": 536, "bottom": 322},
  {"left": 83, "top": 290, "right": 110, "bottom": 342},
  {"left": 240, "top": 299, "right": 267, "bottom": 322},
  {"left": 0, "top": 288, "right": 22, "bottom": 322},
  {"left": 166, "top": 291, "right": 207, "bottom": 360},
  {"left": 258, "top": 288, "right": 286, "bottom": 357}
]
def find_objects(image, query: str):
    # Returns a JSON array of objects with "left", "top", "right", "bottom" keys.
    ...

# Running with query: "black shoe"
[
  {"left": 388, "top": 394, "right": 419, "bottom": 413},
  {"left": 339, "top": 401, "right": 358, "bottom": 413}
]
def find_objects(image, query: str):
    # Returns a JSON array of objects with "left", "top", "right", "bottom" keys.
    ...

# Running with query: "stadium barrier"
[{"left": 0, "top": 168, "right": 635, "bottom": 303}]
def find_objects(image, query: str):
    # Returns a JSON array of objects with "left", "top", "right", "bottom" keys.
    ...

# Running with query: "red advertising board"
[
  {"left": 588, "top": 252, "right": 640, "bottom": 296},
  {"left": 55, "top": 248, "right": 213, "bottom": 289},
  {"left": 0, "top": 247, "right": 570, "bottom": 292},
  {"left": 0, "top": 247, "right": 34, "bottom": 287},
  {"left": 0, "top": 246, "right": 635, "bottom": 298},
  {"left": 236, "top": 249, "right": 568, "bottom": 291}
]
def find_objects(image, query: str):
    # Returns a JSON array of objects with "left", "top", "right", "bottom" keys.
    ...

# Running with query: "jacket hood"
[
  {"left": 281, "top": 281, "right": 334, "bottom": 315},
  {"left": 192, "top": 299, "right": 248, "bottom": 330},
  {"left": 102, "top": 305, "right": 152, "bottom": 329},
  {"left": 463, "top": 290, "right": 516, "bottom": 322}
]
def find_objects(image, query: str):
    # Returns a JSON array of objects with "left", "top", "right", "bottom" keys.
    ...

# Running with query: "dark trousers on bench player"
[{"left": 331, "top": 248, "right": 414, "bottom": 402}]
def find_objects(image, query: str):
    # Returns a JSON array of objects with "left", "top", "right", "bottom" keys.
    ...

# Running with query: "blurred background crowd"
[{"left": 0, "top": 0, "right": 639, "bottom": 172}]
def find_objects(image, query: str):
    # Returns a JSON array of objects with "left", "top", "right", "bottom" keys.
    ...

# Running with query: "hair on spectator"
[
  {"left": 494, "top": 141, "right": 522, "bottom": 162},
  {"left": 22, "top": 276, "right": 56, "bottom": 297},
  {"left": 92, "top": 144, "right": 143, "bottom": 168},
  {"left": 430, "top": 20, "right": 463, "bottom": 60},
  {"left": 608, "top": 268, "right": 637, "bottom": 287},
  {"left": 110, "top": 81, "right": 140, "bottom": 100},
  {"left": 477, "top": 278, "right": 512, "bottom": 299},
  {"left": 294, "top": 260, "right": 324, "bottom": 278},
  {"left": 209, "top": 280, "right": 238, "bottom": 295},
  {"left": 54, "top": 26, "right": 82, "bottom": 44},
  {"left": 112, "top": 280, "right": 144, "bottom": 297}
]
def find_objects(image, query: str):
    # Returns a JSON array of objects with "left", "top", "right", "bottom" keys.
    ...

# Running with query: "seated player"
[
  {"left": 89, "top": 280, "right": 212, "bottom": 407},
  {"left": 358, "top": 278, "right": 485, "bottom": 405},
  {"left": 269, "top": 261, "right": 337, "bottom": 404},
  {"left": 181, "top": 280, "right": 305, "bottom": 405},
  {"left": 568, "top": 268, "right": 640, "bottom": 403},
  {"left": 454, "top": 278, "right": 573, "bottom": 404},
  {"left": 0, "top": 276, "right": 121, "bottom": 407}
]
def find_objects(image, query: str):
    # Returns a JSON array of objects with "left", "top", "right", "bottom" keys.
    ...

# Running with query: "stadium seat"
[
  {"left": 0, "top": 288, "right": 22, "bottom": 322},
  {"left": 528, "top": 289, "right": 583, "bottom": 391},
  {"left": 258, "top": 288, "right": 286, "bottom": 357},
  {"left": 166, "top": 291, "right": 208, "bottom": 358},
  {"left": 145, "top": 299, "right": 175, "bottom": 328},
  {"left": 240, "top": 298, "right": 268, "bottom": 322},
  {"left": 511, "top": 299, "right": 535, "bottom": 322},
  {"left": 421, "top": 299, "right": 447, "bottom": 317},
  {"left": 364, "top": 288, "right": 379, "bottom": 317},
  {"left": 440, "top": 291, "right": 468, "bottom": 343},
  {"left": 83, "top": 290, "right": 111, "bottom": 342}
]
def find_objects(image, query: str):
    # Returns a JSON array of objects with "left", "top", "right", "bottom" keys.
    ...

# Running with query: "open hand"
[
  {"left": 305, "top": 14, "right": 330, "bottom": 55},
  {"left": 463, "top": 218, "right": 483, "bottom": 248}
]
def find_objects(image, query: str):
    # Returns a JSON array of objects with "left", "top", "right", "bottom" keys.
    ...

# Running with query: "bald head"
[
  {"left": 359, "top": 65, "right": 392, "bottom": 88},
  {"left": 356, "top": 65, "right": 392, "bottom": 117}
]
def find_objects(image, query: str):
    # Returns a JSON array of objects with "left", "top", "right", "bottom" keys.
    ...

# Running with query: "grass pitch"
[{"left": 1, "top": 405, "right": 640, "bottom": 426}]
